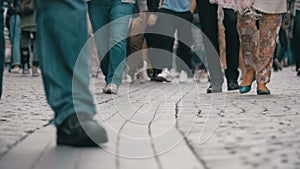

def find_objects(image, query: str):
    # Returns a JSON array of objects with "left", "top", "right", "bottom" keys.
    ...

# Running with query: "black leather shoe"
[
  {"left": 207, "top": 85, "right": 222, "bottom": 93},
  {"left": 57, "top": 113, "right": 108, "bottom": 147},
  {"left": 227, "top": 81, "right": 239, "bottom": 91},
  {"left": 297, "top": 70, "right": 300, "bottom": 76}
]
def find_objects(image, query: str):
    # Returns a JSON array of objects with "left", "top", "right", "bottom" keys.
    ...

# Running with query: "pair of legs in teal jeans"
[{"left": 87, "top": 0, "right": 134, "bottom": 88}]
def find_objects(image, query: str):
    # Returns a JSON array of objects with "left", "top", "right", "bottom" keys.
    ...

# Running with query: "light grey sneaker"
[
  {"left": 32, "top": 69, "right": 39, "bottom": 77},
  {"left": 193, "top": 70, "right": 201, "bottom": 82},
  {"left": 179, "top": 70, "right": 188, "bottom": 83},
  {"left": 103, "top": 84, "right": 118, "bottom": 94},
  {"left": 157, "top": 68, "right": 172, "bottom": 82},
  {"left": 11, "top": 66, "right": 21, "bottom": 74}
]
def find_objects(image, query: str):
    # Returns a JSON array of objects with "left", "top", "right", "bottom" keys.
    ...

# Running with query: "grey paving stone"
[{"left": 0, "top": 68, "right": 299, "bottom": 169}]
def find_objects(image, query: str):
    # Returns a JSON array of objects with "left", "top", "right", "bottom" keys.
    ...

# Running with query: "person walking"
[
  {"left": 19, "top": 0, "right": 39, "bottom": 76},
  {"left": 35, "top": 0, "right": 108, "bottom": 146},
  {"left": 193, "top": 0, "right": 224, "bottom": 93},
  {"left": 7, "top": 0, "right": 21, "bottom": 73},
  {"left": 193, "top": 0, "right": 240, "bottom": 93},
  {"left": 0, "top": 0, "right": 5, "bottom": 98},
  {"left": 292, "top": 0, "right": 300, "bottom": 76},
  {"left": 237, "top": 0, "right": 287, "bottom": 95},
  {"left": 87, "top": 0, "right": 147, "bottom": 94},
  {"left": 148, "top": 0, "right": 194, "bottom": 83}
]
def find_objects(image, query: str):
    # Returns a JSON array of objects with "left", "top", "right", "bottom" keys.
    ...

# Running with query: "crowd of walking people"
[
  {"left": 2, "top": 0, "right": 300, "bottom": 95},
  {"left": 0, "top": 0, "right": 299, "bottom": 146}
]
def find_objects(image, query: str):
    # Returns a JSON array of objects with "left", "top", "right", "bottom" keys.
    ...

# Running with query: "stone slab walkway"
[{"left": 0, "top": 68, "right": 299, "bottom": 169}]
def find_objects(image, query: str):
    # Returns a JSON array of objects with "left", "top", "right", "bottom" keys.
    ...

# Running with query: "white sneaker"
[
  {"left": 179, "top": 70, "right": 188, "bottom": 83},
  {"left": 193, "top": 70, "right": 201, "bottom": 82},
  {"left": 137, "top": 61, "right": 150, "bottom": 83},
  {"left": 103, "top": 83, "right": 118, "bottom": 94},
  {"left": 157, "top": 68, "right": 172, "bottom": 82},
  {"left": 170, "top": 68, "right": 180, "bottom": 78},
  {"left": 11, "top": 66, "right": 21, "bottom": 74}
]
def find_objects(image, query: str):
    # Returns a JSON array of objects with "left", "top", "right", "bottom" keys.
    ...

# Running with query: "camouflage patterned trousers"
[{"left": 237, "top": 12, "right": 282, "bottom": 83}]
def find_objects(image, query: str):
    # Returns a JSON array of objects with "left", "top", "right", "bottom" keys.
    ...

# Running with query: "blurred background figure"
[
  {"left": 292, "top": 0, "right": 300, "bottom": 76},
  {"left": 126, "top": 4, "right": 150, "bottom": 84},
  {"left": 194, "top": 0, "right": 240, "bottom": 93},
  {"left": 19, "top": 0, "right": 39, "bottom": 76},
  {"left": 6, "top": 0, "right": 21, "bottom": 73},
  {"left": 87, "top": 0, "right": 147, "bottom": 94},
  {"left": 0, "top": 0, "right": 4, "bottom": 98},
  {"left": 148, "top": 0, "right": 193, "bottom": 83}
]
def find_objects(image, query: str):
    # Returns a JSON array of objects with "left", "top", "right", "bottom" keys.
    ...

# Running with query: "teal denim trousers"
[
  {"left": 35, "top": 0, "right": 96, "bottom": 125},
  {"left": 88, "top": 0, "right": 134, "bottom": 86}
]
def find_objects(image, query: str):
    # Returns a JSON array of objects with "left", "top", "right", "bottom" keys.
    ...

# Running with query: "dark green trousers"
[
  {"left": 35, "top": 0, "right": 96, "bottom": 125},
  {"left": 0, "top": 0, "right": 4, "bottom": 99}
]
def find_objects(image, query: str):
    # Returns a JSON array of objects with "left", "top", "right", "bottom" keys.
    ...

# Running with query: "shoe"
[
  {"left": 227, "top": 81, "right": 239, "bottom": 91},
  {"left": 136, "top": 71, "right": 150, "bottom": 83},
  {"left": 157, "top": 68, "right": 172, "bottom": 82},
  {"left": 170, "top": 68, "right": 180, "bottom": 78},
  {"left": 257, "top": 89, "right": 271, "bottom": 95},
  {"left": 57, "top": 113, "right": 108, "bottom": 147},
  {"left": 273, "top": 59, "right": 283, "bottom": 71},
  {"left": 257, "top": 83, "right": 270, "bottom": 95},
  {"left": 206, "top": 84, "right": 222, "bottom": 93},
  {"left": 179, "top": 70, "right": 188, "bottom": 83},
  {"left": 297, "top": 69, "right": 300, "bottom": 76},
  {"left": 239, "top": 85, "right": 252, "bottom": 93},
  {"left": 22, "top": 64, "right": 30, "bottom": 74},
  {"left": 136, "top": 61, "right": 151, "bottom": 83},
  {"left": 103, "top": 83, "right": 118, "bottom": 94},
  {"left": 239, "top": 69, "right": 255, "bottom": 94},
  {"left": 193, "top": 70, "right": 200, "bottom": 82},
  {"left": 11, "top": 66, "right": 21, "bottom": 73},
  {"left": 32, "top": 69, "right": 39, "bottom": 77},
  {"left": 22, "top": 69, "right": 30, "bottom": 74}
]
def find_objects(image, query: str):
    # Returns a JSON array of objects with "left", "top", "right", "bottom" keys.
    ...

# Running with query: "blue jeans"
[
  {"left": 10, "top": 14, "right": 21, "bottom": 66},
  {"left": 35, "top": 0, "right": 96, "bottom": 125},
  {"left": 88, "top": 0, "right": 134, "bottom": 86}
]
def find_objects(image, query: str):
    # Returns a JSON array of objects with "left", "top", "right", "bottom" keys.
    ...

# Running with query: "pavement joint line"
[
  {"left": 115, "top": 103, "right": 145, "bottom": 169},
  {"left": 175, "top": 84, "right": 210, "bottom": 169},
  {"left": 30, "top": 141, "right": 52, "bottom": 169},
  {"left": 147, "top": 90, "right": 176, "bottom": 169}
]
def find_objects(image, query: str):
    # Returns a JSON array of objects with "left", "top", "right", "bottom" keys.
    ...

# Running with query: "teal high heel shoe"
[
  {"left": 239, "top": 85, "right": 252, "bottom": 93},
  {"left": 257, "top": 89, "right": 271, "bottom": 95}
]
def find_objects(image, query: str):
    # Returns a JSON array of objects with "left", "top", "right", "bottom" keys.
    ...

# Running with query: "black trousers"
[
  {"left": 196, "top": 0, "right": 223, "bottom": 86},
  {"left": 223, "top": 9, "right": 240, "bottom": 82},
  {"left": 149, "top": 8, "right": 193, "bottom": 76},
  {"left": 196, "top": 0, "right": 239, "bottom": 85},
  {"left": 292, "top": 10, "right": 300, "bottom": 71}
]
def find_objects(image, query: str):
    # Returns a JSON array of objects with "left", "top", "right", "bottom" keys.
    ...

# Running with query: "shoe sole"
[{"left": 156, "top": 76, "right": 172, "bottom": 82}]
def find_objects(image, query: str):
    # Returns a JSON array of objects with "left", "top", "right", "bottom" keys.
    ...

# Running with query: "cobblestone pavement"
[
  {"left": 0, "top": 71, "right": 52, "bottom": 156},
  {"left": 0, "top": 67, "right": 299, "bottom": 169}
]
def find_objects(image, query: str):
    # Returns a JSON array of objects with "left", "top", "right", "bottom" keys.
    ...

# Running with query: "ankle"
[
  {"left": 240, "top": 71, "right": 255, "bottom": 86},
  {"left": 257, "top": 83, "right": 268, "bottom": 90}
]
